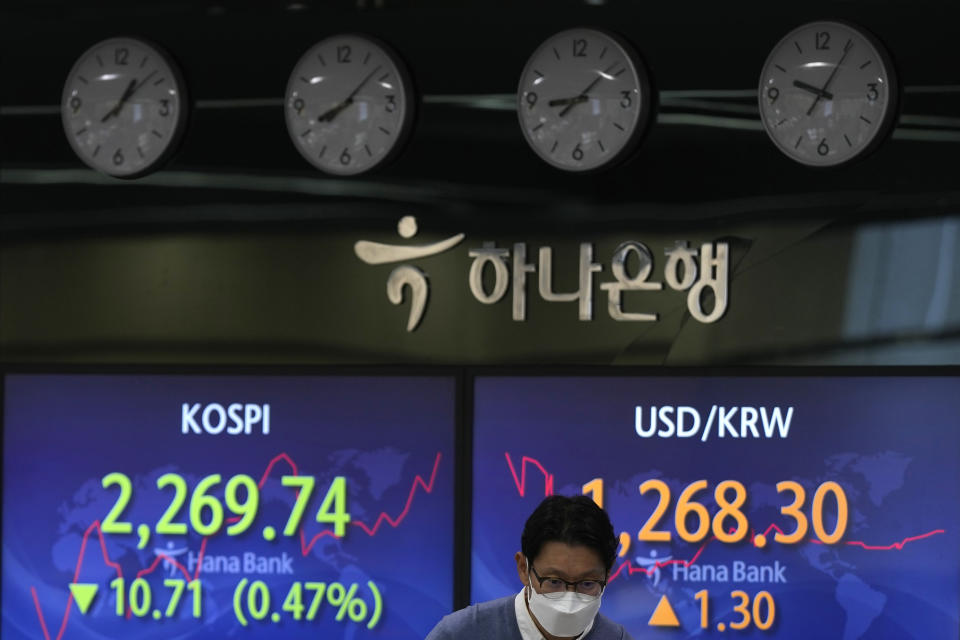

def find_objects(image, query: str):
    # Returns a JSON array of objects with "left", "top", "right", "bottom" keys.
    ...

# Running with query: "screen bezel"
[
  {"left": 466, "top": 364, "right": 960, "bottom": 640},
  {"left": 0, "top": 364, "right": 467, "bottom": 636}
]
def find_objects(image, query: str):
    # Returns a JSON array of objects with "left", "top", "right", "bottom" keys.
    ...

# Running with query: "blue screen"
[
  {"left": 3, "top": 374, "right": 455, "bottom": 640},
  {"left": 472, "top": 375, "right": 960, "bottom": 639}
]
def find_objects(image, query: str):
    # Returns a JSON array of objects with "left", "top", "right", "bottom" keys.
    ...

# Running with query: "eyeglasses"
[{"left": 529, "top": 564, "right": 606, "bottom": 598}]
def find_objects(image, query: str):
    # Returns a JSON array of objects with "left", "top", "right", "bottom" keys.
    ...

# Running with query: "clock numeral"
[
  {"left": 385, "top": 95, "right": 397, "bottom": 113},
  {"left": 571, "top": 143, "right": 584, "bottom": 162},
  {"left": 159, "top": 99, "right": 170, "bottom": 117},
  {"left": 115, "top": 47, "right": 129, "bottom": 65},
  {"left": 526, "top": 92, "right": 538, "bottom": 109},
  {"left": 817, "top": 139, "right": 830, "bottom": 156},
  {"left": 113, "top": 148, "right": 125, "bottom": 166},
  {"left": 69, "top": 96, "right": 82, "bottom": 113},
  {"left": 619, "top": 91, "right": 632, "bottom": 108},
  {"left": 766, "top": 86, "right": 780, "bottom": 103},
  {"left": 340, "top": 147, "right": 351, "bottom": 165},
  {"left": 866, "top": 83, "right": 879, "bottom": 102},
  {"left": 337, "top": 45, "right": 352, "bottom": 64},
  {"left": 815, "top": 31, "right": 830, "bottom": 50},
  {"left": 293, "top": 98, "right": 305, "bottom": 115},
  {"left": 572, "top": 38, "right": 587, "bottom": 58}
]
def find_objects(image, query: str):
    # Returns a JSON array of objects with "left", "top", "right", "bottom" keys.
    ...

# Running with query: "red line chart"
[
  {"left": 607, "top": 524, "right": 947, "bottom": 583},
  {"left": 30, "top": 451, "right": 443, "bottom": 640},
  {"left": 809, "top": 530, "right": 946, "bottom": 551},
  {"left": 504, "top": 452, "right": 554, "bottom": 497},
  {"left": 503, "top": 451, "right": 948, "bottom": 584}
]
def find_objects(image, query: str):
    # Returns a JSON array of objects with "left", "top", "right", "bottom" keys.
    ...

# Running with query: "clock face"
[
  {"left": 517, "top": 28, "right": 653, "bottom": 172},
  {"left": 759, "top": 21, "right": 898, "bottom": 167},
  {"left": 62, "top": 37, "right": 188, "bottom": 178},
  {"left": 285, "top": 34, "right": 416, "bottom": 176}
]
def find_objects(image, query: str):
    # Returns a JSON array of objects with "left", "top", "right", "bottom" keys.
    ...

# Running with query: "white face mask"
[{"left": 526, "top": 571, "right": 602, "bottom": 637}]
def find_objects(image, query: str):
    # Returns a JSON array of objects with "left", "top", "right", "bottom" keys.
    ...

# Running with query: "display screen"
[
  {"left": 3, "top": 374, "right": 455, "bottom": 640},
  {"left": 472, "top": 375, "right": 960, "bottom": 639}
]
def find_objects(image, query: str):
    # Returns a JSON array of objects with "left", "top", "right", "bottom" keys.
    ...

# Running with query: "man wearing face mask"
[{"left": 426, "top": 495, "right": 633, "bottom": 640}]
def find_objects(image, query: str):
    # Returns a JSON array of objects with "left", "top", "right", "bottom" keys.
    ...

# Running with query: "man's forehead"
[{"left": 532, "top": 541, "right": 604, "bottom": 576}]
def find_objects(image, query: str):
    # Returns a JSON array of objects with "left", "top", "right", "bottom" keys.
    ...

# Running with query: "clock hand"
[
  {"left": 317, "top": 100, "right": 351, "bottom": 123},
  {"left": 317, "top": 65, "right": 383, "bottom": 123},
  {"left": 556, "top": 62, "right": 622, "bottom": 117},
  {"left": 558, "top": 76, "right": 604, "bottom": 117},
  {"left": 345, "top": 65, "right": 383, "bottom": 102},
  {"left": 548, "top": 95, "right": 588, "bottom": 107},
  {"left": 792, "top": 79, "right": 834, "bottom": 101},
  {"left": 129, "top": 69, "right": 158, "bottom": 96},
  {"left": 101, "top": 79, "right": 137, "bottom": 122},
  {"left": 100, "top": 70, "right": 159, "bottom": 123},
  {"left": 806, "top": 39, "right": 853, "bottom": 116}
]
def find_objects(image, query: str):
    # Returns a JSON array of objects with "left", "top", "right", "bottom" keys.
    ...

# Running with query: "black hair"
[{"left": 521, "top": 495, "right": 618, "bottom": 573}]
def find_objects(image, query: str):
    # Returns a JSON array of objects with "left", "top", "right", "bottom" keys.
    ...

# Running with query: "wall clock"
[
  {"left": 758, "top": 20, "right": 898, "bottom": 167},
  {"left": 285, "top": 34, "right": 416, "bottom": 176},
  {"left": 62, "top": 37, "right": 189, "bottom": 178},
  {"left": 517, "top": 28, "right": 654, "bottom": 172}
]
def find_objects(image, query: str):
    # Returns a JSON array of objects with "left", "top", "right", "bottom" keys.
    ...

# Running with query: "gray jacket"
[{"left": 425, "top": 595, "right": 634, "bottom": 640}]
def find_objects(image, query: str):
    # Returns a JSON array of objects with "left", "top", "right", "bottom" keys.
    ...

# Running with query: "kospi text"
[{"left": 181, "top": 403, "right": 271, "bottom": 435}]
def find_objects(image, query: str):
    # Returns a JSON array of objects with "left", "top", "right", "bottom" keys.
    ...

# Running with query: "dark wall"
[{"left": 2, "top": 0, "right": 958, "bottom": 365}]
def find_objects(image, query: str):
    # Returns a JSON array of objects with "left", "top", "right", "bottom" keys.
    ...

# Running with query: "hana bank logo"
[
  {"left": 353, "top": 216, "right": 464, "bottom": 331},
  {"left": 355, "top": 217, "right": 730, "bottom": 332},
  {"left": 155, "top": 540, "right": 189, "bottom": 577},
  {"left": 636, "top": 549, "right": 673, "bottom": 587}
]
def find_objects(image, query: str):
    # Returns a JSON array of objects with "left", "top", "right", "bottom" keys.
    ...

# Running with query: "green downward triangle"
[{"left": 69, "top": 583, "right": 99, "bottom": 615}]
